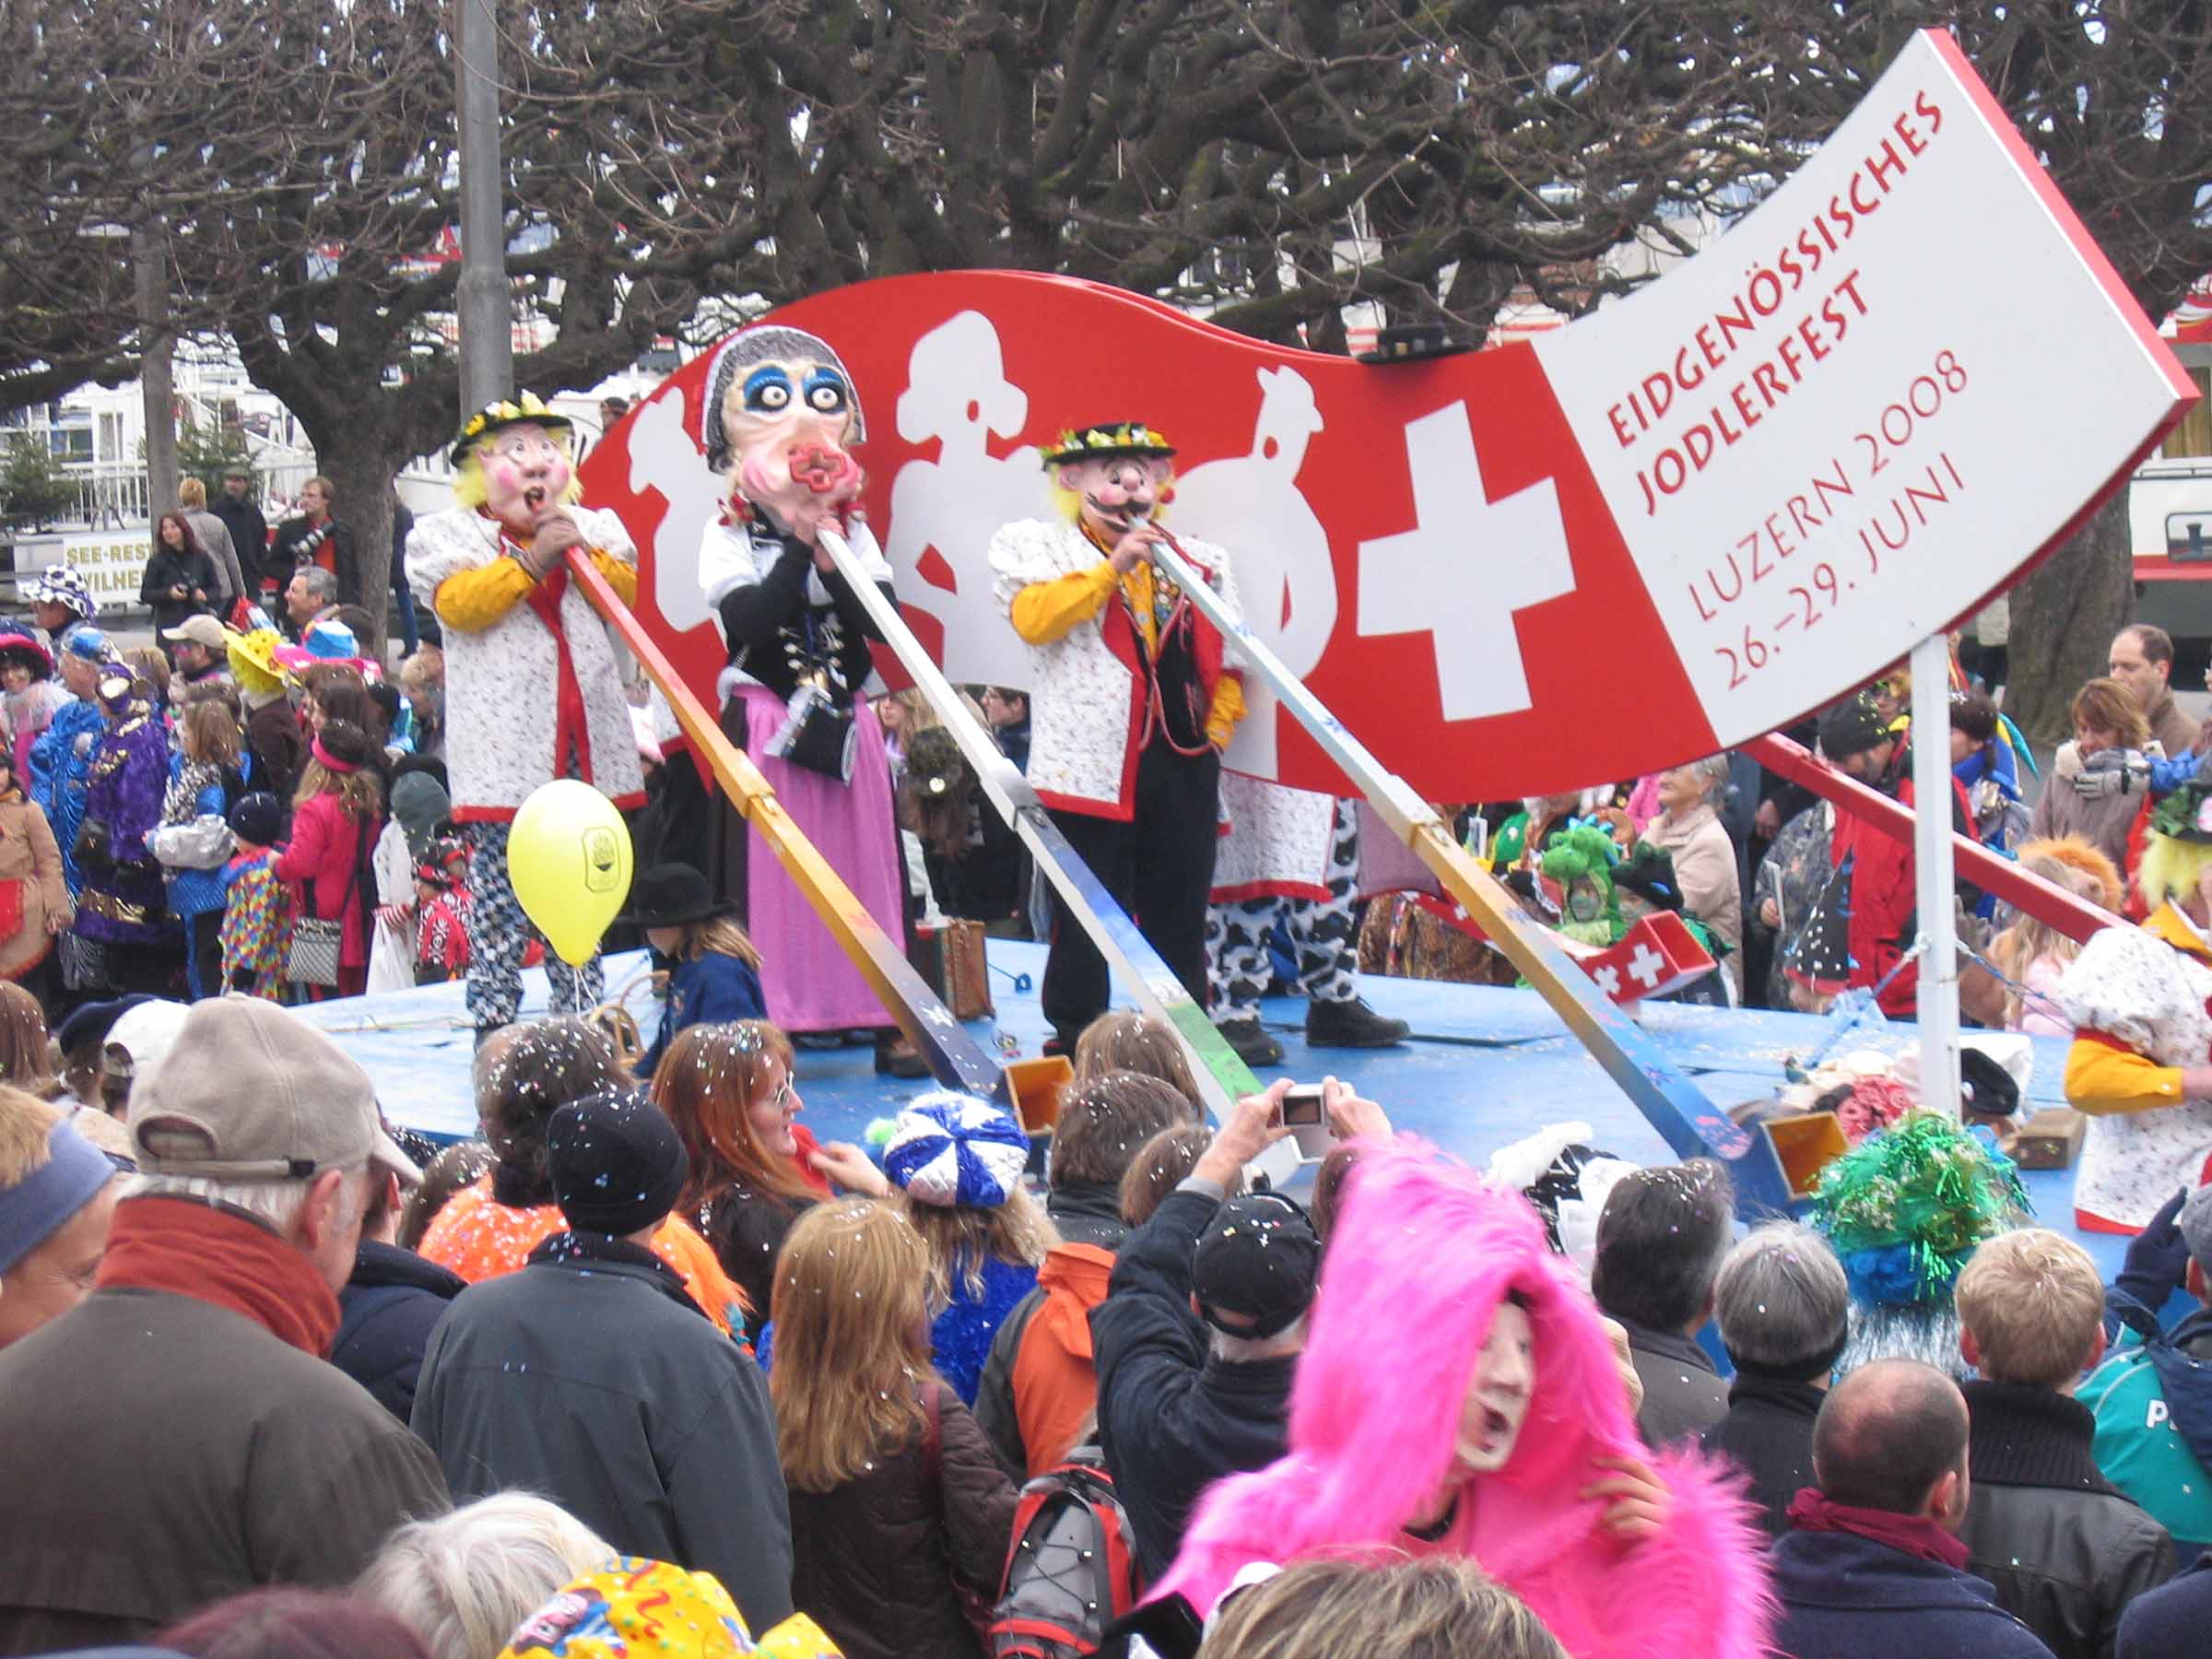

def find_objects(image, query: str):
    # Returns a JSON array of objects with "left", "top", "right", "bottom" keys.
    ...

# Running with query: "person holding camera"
[
  {"left": 1090, "top": 1078, "right": 1383, "bottom": 1587},
  {"left": 268, "top": 477, "right": 360, "bottom": 611}
]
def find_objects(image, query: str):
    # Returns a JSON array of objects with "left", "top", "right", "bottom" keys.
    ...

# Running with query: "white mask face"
[{"left": 1453, "top": 1299, "right": 1535, "bottom": 1475}]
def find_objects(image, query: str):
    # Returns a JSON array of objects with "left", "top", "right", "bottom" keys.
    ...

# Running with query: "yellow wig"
[
  {"left": 451, "top": 430, "right": 584, "bottom": 514},
  {"left": 2136, "top": 830, "right": 2212, "bottom": 913}
]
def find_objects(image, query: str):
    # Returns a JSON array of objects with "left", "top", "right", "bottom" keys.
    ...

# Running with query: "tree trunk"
[
  {"left": 313, "top": 429, "right": 400, "bottom": 661},
  {"left": 2004, "top": 491, "right": 2133, "bottom": 747}
]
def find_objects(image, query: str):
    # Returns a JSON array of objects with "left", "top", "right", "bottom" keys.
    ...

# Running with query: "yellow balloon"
[{"left": 508, "top": 780, "right": 635, "bottom": 967}]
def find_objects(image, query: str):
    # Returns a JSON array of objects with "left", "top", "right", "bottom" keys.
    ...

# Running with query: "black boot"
[
  {"left": 1305, "top": 995, "right": 1410, "bottom": 1048},
  {"left": 875, "top": 1033, "right": 930, "bottom": 1078},
  {"left": 1216, "top": 1014, "right": 1284, "bottom": 1068}
]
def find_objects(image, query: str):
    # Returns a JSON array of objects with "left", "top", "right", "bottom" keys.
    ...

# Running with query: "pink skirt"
[{"left": 731, "top": 685, "right": 906, "bottom": 1032}]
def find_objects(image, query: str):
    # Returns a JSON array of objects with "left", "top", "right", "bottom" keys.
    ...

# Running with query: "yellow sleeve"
[
  {"left": 433, "top": 557, "right": 535, "bottom": 633},
  {"left": 1010, "top": 560, "right": 1120, "bottom": 646},
  {"left": 588, "top": 548, "right": 638, "bottom": 607},
  {"left": 2065, "top": 1034, "right": 2188, "bottom": 1116},
  {"left": 1206, "top": 669, "right": 1247, "bottom": 751}
]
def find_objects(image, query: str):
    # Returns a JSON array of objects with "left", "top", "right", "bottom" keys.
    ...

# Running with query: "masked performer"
[
  {"left": 406, "top": 394, "right": 645, "bottom": 1036},
  {"left": 679, "top": 324, "right": 912, "bottom": 1062},
  {"left": 2059, "top": 778, "right": 2212, "bottom": 1230},
  {"left": 991, "top": 424, "right": 1245, "bottom": 1054}
]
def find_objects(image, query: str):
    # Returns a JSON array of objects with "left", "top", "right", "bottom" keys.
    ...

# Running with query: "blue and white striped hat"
[{"left": 881, "top": 1090, "right": 1030, "bottom": 1210}]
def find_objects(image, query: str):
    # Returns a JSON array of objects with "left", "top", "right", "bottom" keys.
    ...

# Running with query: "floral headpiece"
[
  {"left": 1040, "top": 422, "right": 1176, "bottom": 467},
  {"left": 2148, "top": 779, "right": 2212, "bottom": 845},
  {"left": 449, "top": 391, "right": 574, "bottom": 466}
]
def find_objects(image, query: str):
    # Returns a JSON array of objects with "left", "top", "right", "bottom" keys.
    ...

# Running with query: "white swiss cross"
[
  {"left": 1625, "top": 941, "right": 1667, "bottom": 989},
  {"left": 1591, "top": 964, "right": 1623, "bottom": 998},
  {"left": 1356, "top": 402, "right": 1574, "bottom": 721}
]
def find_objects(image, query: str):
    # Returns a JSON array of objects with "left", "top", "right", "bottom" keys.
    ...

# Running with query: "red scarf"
[
  {"left": 789, "top": 1124, "right": 833, "bottom": 1198},
  {"left": 1785, "top": 1488, "right": 1970, "bottom": 1570},
  {"left": 489, "top": 515, "right": 596, "bottom": 785},
  {"left": 95, "top": 1194, "right": 341, "bottom": 1359}
]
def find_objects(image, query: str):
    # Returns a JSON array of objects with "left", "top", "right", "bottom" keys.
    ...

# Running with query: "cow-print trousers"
[
  {"left": 1206, "top": 796, "right": 1359, "bottom": 1022},
  {"left": 466, "top": 819, "right": 605, "bottom": 1030}
]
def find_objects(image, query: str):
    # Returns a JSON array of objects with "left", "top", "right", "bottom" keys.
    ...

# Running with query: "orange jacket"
[
  {"left": 1008, "top": 1242, "right": 1117, "bottom": 1477},
  {"left": 418, "top": 1176, "right": 747, "bottom": 1337}
]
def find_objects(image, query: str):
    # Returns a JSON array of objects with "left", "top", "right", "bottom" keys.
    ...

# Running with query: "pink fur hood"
[{"left": 1156, "top": 1140, "right": 1775, "bottom": 1657}]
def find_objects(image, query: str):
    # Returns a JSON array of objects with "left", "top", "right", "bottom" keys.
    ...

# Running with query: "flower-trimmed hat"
[
  {"left": 449, "top": 391, "right": 574, "bottom": 467},
  {"left": 1040, "top": 421, "right": 1176, "bottom": 467},
  {"left": 2149, "top": 779, "right": 2212, "bottom": 845},
  {"left": 0, "top": 631, "right": 53, "bottom": 680}
]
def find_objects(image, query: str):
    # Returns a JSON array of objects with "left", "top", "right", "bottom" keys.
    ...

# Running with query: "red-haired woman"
[
  {"left": 653, "top": 1018, "right": 886, "bottom": 1341},
  {"left": 140, "top": 512, "right": 221, "bottom": 641}
]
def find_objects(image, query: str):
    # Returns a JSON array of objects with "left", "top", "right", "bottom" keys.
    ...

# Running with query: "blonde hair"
[
  {"left": 1954, "top": 1228, "right": 2105, "bottom": 1387},
  {"left": 1196, "top": 1556, "right": 1568, "bottom": 1659},
  {"left": 901, "top": 1185, "right": 1055, "bottom": 1308},
  {"left": 181, "top": 699, "right": 242, "bottom": 769},
  {"left": 2138, "top": 830, "right": 2212, "bottom": 914},
  {"left": 123, "top": 645, "right": 169, "bottom": 704},
  {"left": 295, "top": 757, "right": 382, "bottom": 820},
  {"left": 1073, "top": 1011, "right": 1201, "bottom": 1112},
  {"left": 450, "top": 437, "right": 582, "bottom": 513},
  {"left": 178, "top": 477, "right": 208, "bottom": 510},
  {"left": 354, "top": 1494, "right": 613, "bottom": 1659},
  {"left": 0, "top": 1087, "right": 64, "bottom": 1185},
  {"left": 398, "top": 645, "right": 445, "bottom": 692},
  {"left": 653, "top": 1021, "right": 815, "bottom": 1210},
  {"left": 770, "top": 1199, "right": 935, "bottom": 1492},
  {"left": 1987, "top": 852, "right": 2097, "bottom": 1024},
  {"left": 675, "top": 914, "right": 762, "bottom": 972}
]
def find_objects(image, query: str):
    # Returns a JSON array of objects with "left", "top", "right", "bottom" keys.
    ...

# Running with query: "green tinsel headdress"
[
  {"left": 1810, "top": 1109, "right": 2031, "bottom": 1307},
  {"left": 1540, "top": 822, "right": 1623, "bottom": 947}
]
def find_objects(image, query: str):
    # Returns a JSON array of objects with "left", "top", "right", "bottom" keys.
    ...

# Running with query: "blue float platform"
[{"left": 296, "top": 938, "right": 2124, "bottom": 1279}]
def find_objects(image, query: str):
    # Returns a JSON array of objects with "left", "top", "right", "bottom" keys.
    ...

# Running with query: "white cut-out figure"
[
  {"left": 1171, "top": 365, "right": 1332, "bottom": 778},
  {"left": 884, "top": 312, "right": 1046, "bottom": 689},
  {"left": 626, "top": 387, "right": 724, "bottom": 638}
]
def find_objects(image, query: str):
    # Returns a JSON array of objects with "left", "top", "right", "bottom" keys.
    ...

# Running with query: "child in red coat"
[
  {"left": 273, "top": 720, "right": 382, "bottom": 997},
  {"left": 414, "top": 833, "right": 472, "bottom": 985}
]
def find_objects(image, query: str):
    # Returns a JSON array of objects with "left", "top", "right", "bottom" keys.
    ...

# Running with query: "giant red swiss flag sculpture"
[{"left": 582, "top": 29, "right": 2195, "bottom": 806}]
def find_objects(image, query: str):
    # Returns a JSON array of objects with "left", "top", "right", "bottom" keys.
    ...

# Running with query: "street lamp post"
[{"left": 454, "top": 0, "right": 512, "bottom": 415}]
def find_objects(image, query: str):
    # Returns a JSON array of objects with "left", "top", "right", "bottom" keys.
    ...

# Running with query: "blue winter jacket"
[
  {"left": 1769, "top": 1529, "right": 2057, "bottom": 1658},
  {"left": 639, "top": 948, "right": 766, "bottom": 1077}
]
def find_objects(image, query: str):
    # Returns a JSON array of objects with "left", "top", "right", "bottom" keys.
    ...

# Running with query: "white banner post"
[{"left": 1912, "top": 631, "right": 1962, "bottom": 1115}]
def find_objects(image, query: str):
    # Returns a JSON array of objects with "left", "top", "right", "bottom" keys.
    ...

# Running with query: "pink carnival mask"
[
  {"left": 480, "top": 422, "right": 574, "bottom": 535},
  {"left": 722, "top": 357, "right": 865, "bottom": 543},
  {"left": 1059, "top": 455, "right": 1173, "bottom": 542}
]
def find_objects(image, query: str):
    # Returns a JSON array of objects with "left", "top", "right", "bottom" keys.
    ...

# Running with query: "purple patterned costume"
[{"left": 73, "top": 694, "right": 171, "bottom": 945}]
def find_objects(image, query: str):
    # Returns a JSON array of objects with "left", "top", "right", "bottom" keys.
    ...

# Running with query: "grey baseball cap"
[{"left": 128, "top": 996, "right": 418, "bottom": 1186}]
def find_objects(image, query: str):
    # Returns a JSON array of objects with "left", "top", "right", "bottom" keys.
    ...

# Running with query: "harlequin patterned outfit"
[
  {"left": 2058, "top": 902, "right": 2212, "bottom": 1231},
  {"left": 1206, "top": 792, "right": 1359, "bottom": 1021},
  {"left": 416, "top": 888, "right": 471, "bottom": 984},
  {"left": 406, "top": 503, "right": 643, "bottom": 1030},
  {"left": 219, "top": 846, "right": 294, "bottom": 999}
]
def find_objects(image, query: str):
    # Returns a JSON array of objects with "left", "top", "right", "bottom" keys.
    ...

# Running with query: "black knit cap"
[
  {"left": 547, "top": 1087, "right": 689, "bottom": 1237},
  {"left": 1192, "top": 1192, "right": 1321, "bottom": 1339},
  {"left": 1817, "top": 692, "right": 1891, "bottom": 760}
]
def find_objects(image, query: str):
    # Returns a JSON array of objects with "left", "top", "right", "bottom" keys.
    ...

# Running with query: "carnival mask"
[
  {"left": 1058, "top": 454, "right": 1172, "bottom": 542},
  {"left": 717, "top": 354, "right": 864, "bottom": 544},
  {"left": 479, "top": 422, "right": 574, "bottom": 535}
]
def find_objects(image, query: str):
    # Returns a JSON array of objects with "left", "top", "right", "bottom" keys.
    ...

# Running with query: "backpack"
[{"left": 990, "top": 1452, "right": 1139, "bottom": 1658}]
